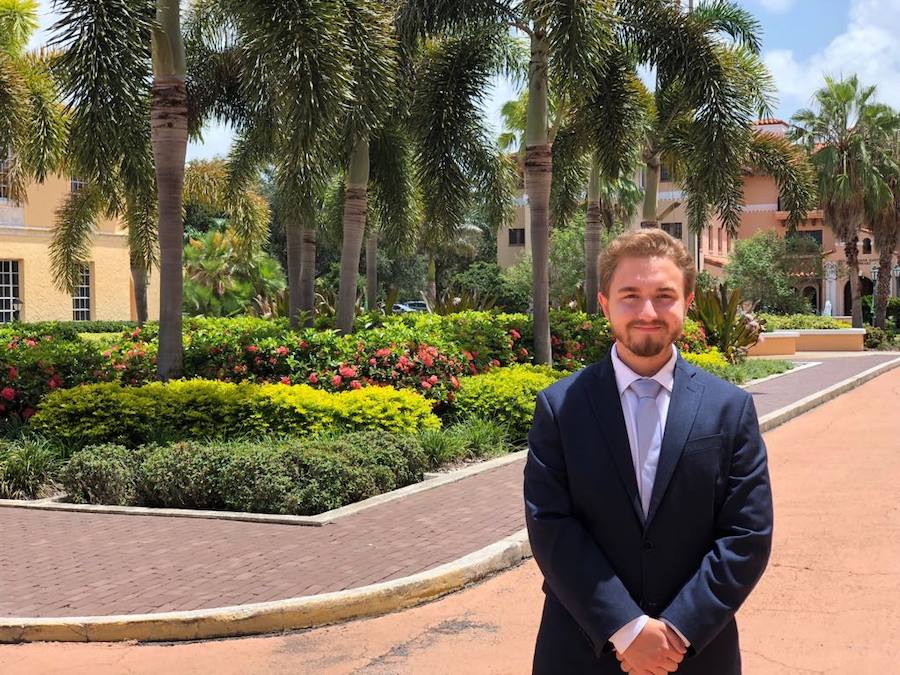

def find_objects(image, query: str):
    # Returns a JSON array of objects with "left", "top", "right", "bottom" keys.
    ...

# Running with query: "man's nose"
[{"left": 637, "top": 298, "right": 658, "bottom": 320}]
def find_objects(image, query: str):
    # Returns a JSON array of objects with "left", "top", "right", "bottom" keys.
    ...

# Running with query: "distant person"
[{"left": 525, "top": 229, "right": 773, "bottom": 674}]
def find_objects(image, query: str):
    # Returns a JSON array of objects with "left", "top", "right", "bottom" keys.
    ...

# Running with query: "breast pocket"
[{"left": 682, "top": 433, "right": 723, "bottom": 456}]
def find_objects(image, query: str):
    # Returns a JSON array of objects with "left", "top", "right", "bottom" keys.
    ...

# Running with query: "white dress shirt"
[{"left": 607, "top": 343, "right": 690, "bottom": 654}]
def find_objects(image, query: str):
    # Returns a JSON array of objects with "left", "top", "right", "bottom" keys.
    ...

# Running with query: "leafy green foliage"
[
  {"left": 0, "top": 435, "right": 61, "bottom": 499},
  {"left": 61, "top": 443, "right": 138, "bottom": 505},
  {"left": 452, "top": 364, "right": 568, "bottom": 441},
  {"left": 725, "top": 231, "right": 822, "bottom": 314},
  {"left": 183, "top": 230, "right": 288, "bottom": 318},
  {"left": 756, "top": 314, "right": 851, "bottom": 331},
  {"left": 689, "top": 283, "right": 762, "bottom": 363},
  {"left": 30, "top": 380, "right": 440, "bottom": 452},
  {"left": 449, "top": 262, "right": 530, "bottom": 313}
]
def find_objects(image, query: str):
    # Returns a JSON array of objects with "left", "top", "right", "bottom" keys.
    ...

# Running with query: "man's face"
[{"left": 599, "top": 255, "right": 693, "bottom": 359}]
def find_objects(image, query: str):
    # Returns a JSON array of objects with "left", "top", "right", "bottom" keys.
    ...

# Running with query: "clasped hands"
[{"left": 615, "top": 618, "right": 687, "bottom": 674}]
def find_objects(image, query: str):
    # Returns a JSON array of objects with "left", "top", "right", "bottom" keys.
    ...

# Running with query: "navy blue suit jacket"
[{"left": 524, "top": 353, "right": 773, "bottom": 674}]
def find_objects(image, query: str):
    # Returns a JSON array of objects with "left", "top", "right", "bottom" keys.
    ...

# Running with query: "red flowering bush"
[
  {"left": 0, "top": 334, "right": 109, "bottom": 423},
  {"left": 676, "top": 318, "right": 708, "bottom": 354}
]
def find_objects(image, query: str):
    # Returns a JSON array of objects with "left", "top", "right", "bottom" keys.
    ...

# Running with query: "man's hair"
[{"left": 598, "top": 228, "right": 697, "bottom": 298}]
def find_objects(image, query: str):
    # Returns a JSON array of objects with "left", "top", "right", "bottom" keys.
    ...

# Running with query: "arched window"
[{"left": 863, "top": 238, "right": 872, "bottom": 254}]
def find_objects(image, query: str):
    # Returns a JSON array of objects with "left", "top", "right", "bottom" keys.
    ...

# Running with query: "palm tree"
[
  {"left": 868, "top": 122, "right": 900, "bottom": 329},
  {"left": 400, "top": 0, "right": 772, "bottom": 364},
  {"left": 0, "top": 1, "right": 67, "bottom": 201},
  {"left": 48, "top": 0, "right": 188, "bottom": 378},
  {"left": 792, "top": 75, "right": 897, "bottom": 327}
]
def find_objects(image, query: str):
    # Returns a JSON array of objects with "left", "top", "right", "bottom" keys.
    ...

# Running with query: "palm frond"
[
  {"left": 125, "top": 190, "right": 158, "bottom": 272},
  {"left": 0, "top": 0, "right": 39, "bottom": 55},
  {"left": 49, "top": 182, "right": 104, "bottom": 293},
  {"left": 49, "top": 0, "right": 154, "bottom": 195},
  {"left": 369, "top": 121, "right": 420, "bottom": 254},
  {"left": 689, "top": 0, "right": 762, "bottom": 53},
  {"left": 748, "top": 131, "right": 817, "bottom": 229}
]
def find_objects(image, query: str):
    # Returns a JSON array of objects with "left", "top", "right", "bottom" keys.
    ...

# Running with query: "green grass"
[{"left": 732, "top": 359, "right": 794, "bottom": 384}]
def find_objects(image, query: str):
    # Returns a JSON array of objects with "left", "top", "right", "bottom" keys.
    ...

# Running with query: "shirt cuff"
[
  {"left": 662, "top": 619, "right": 691, "bottom": 648},
  {"left": 609, "top": 615, "right": 649, "bottom": 654}
]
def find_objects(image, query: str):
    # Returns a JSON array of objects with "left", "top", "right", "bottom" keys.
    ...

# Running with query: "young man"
[{"left": 525, "top": 229, "right": 773, "bottom": 674}]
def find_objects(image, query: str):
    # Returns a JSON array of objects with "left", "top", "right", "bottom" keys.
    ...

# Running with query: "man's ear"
[
  {"left": 685, "top": 292, "right": 695, "bottom": 312},
  {"left": 599, "top": 292, "right": 610, "bottom": 318}
]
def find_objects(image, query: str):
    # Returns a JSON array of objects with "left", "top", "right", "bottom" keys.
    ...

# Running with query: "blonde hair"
[{"left": 598, "top": 229, "right": 696, "bottom": 298}]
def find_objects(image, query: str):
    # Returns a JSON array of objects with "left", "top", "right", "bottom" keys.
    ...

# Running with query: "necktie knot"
[{"left": 631, "top": 378, "right": 662, "bottom": 400}]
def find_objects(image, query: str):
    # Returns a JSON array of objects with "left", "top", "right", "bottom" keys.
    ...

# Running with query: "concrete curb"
[
  {"left": 2, "top": 356, "right": 898, "bottom": 644},
  {"left": 0, "top": 530, "right": 531, "bottom": 644},
  {"left": 757, "top": 355, "right": 900, "bottom": 432}
]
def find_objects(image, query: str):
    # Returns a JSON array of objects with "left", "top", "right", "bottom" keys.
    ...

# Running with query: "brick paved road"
[{"left": 0, "top": 353, "right": 896, "bottom": 618}]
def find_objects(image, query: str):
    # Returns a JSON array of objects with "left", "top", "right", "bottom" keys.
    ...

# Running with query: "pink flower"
[
  {"left": 308, "top": 373, "right": 319, "bottom": 384},
  {"left": 350, "top": 380, "right": 362, "bottom": 390},
  {"left": 369, "top": 358, "right": 377, "bottom": 365},
  {"left": 245, "top": 345, "right": 258, "bottom": 353},
  {"left": 428, "top": 374, "right": 438, "bottom": 384},
  {"left": 375, "top": 348, "right": 392, "bottom": 358},
  {"left": 420, "top": 380, "right": 432, "bottom": 389},
  {"left": 1, "top": 387, "right": 15, "bottom": 401},
  {"left": 339, "top": 365, "right": 357, "bottom": 378},
  {"left": 48, "top": 378, "right": 59, "bottom": 390},
  {"left": 25, "top": 339, "right": 36, "bottom": 348},
  {"left": 275, "top": 346, "right": 289, "bottom": 357},
  {"left": 21, "top": 407, "right": 34, "bottom": 419},
  {"left": 299, "top": 340, "right": 310, "bottom": 349},
  {"left": 421, "top": 354, "right": 434, "bottom": 367},
  {"left": 6, "top": 366, "right": 17, "bottom": 380},
  {"left": 280, "top": 376, "right": 291, "bottom": 385},
  {"left": 450, "top": 376, "right": 460, "bottom": 390},
  {"left": 490, "top": 359, "right": 501, "bottom": 367},
  {"left": 331, "top": 375, "right": 343, "bottom": 387},
  {"left": 510, "top": 329, "right": 521, "bottom": 340}
]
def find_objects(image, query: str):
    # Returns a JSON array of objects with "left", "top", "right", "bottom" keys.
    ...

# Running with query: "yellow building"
[{"left": 0, "top": 166, "right": 160, "bottom": 323}]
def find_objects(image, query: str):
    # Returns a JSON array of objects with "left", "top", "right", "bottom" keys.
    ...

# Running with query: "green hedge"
[
  {"left": 452, "top": 364, "right": 568, "bottom": 441},
  {"left": 61, "top": 432, "right": 429, "bottom": 515},
  {"left": 30, "top": 380, "right": 440, "bottom": 452},
  {"left": 0, "top": 320, "right": 141, "bottom": 340},
  {"left": 757, "top": 313, "right": 850, "bottom": 330}
]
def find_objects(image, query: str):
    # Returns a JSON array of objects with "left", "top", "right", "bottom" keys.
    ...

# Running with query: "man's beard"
[{"left": 613, "top": 322, "right": 681, "bottom": 358}]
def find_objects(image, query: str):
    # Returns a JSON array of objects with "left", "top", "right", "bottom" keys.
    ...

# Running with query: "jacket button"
[{"left": 643, "top": 540, "right": 654, "bottom": 551}]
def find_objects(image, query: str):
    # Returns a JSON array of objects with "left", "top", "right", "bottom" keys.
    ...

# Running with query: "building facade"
[
  {"left": 496, "top": 120, "right": 900, "bottom": 315},
  {"left": 0, "top": 167, "right": 160, "bottom": 323}
]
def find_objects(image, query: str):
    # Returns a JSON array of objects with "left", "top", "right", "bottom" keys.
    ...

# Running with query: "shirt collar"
[{"left": 610, "top": 342, "right": 678, "bottom": 396}]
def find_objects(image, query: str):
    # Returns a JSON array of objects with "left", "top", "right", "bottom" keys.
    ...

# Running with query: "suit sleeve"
[
  {"left": 524, "top": 389, "right": 643, "bottom": 655},
  {"left": 659, "top": 392, "right": 773, "bottom": 654}
]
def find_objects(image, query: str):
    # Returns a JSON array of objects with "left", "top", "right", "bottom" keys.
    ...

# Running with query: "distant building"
[
  {"left": 0, "top": 163, "right": 160, "bottom": 323},
  {"left": 496, "top": 119, "right": 900, "bottom": 315}
]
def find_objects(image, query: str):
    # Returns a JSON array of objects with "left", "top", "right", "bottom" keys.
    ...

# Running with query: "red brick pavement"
[{"left": 0, "top": 353, "right": 895, "bottom": 618}]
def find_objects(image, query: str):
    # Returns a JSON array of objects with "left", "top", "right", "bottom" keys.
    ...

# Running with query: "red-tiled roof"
[{"left": 754, "top": 118, "right": 788, "bottom": 125}]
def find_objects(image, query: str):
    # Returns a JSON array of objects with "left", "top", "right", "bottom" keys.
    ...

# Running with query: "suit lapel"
[
  {"left": 586, "top": 357, "right": 645, "bottom": 526},
  {"left": 645, "top": 356, "right": 703, "bottom": 528}
]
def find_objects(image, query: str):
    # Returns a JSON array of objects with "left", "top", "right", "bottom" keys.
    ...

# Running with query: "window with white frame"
[
  {"left": 70, "top": 176, "right": 86, "bottom": 193},
  {"left": 0, "top": 157, "right": 10, "bottom": 201},
  {"left": 72, "top": 264, "right": 91, "bottom": 321},
  {"left": 0, "top": 260, "right": 21, "bottom": 323}
]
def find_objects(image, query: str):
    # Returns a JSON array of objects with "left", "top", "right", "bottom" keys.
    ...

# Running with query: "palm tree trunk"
[
  {"left": 875, "top": 246, "right": 894, "bottom": 329},
  {"left": 641, "top": 153, "right": 661, "bottom": 228},
  {"left": 301, "top": 225, "right": 317, "bottom": 327},
  {"left": 337, "top": 137, "right": 369, "bottom": 333},
  {"left": 151, "top": 0, "right": 187, "bottom": 381},
  {"left": 285, "top": 220, "right": 303, "bottom": 328},
  {"left": 365, "top": 231, "right": 378, "bottom": 311},
  {"left": 584, "top": 156, "right": 602, "bottom": 314},
  {"left": 526, "top": 31, "right": 552, "bottom": 365},
  {"left": 845, "top": 235, "right": 864, "bottom": 328},
  {"left": 426, "top": 255, "right": 437, "bottom": 306},
  {"left": 131, "top": 264, "right": 149, "bottom": 325}
]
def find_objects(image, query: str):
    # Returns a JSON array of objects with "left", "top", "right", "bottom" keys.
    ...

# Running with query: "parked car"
[{"left": 392, "top": 300, "right": 429, "bottom": 313}]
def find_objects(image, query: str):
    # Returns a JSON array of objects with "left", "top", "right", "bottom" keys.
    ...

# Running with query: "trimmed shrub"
[
  {"left": 0, "top": 436, "right": 61, "bottom": 499},
  {"left": 138, "top": 442, "right": 231, "bottom": 509},
  {"left": 682, "top": 349, "right": 731, "bottom": 380},
  {"left": 61, "top": 444, "right": 137, "bottom": 505},
  {"left": 30, "top": 380, "right": 440, "bottom": 451},
  {"left": 864, "top": 325, "right": 890, "bottom": 350},
  {"left": 757, "top": 313, "right": 850, "bottom": 331},
  {"left": 452, "top": 365, "right": 568, "bottom": 441}
]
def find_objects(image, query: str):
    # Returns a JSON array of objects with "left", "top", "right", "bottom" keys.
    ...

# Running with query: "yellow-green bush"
[
  {"left": 682, "top": 349, "right": 731, "bottom": 380},
  {"left": 31, "top": 380, "right": 439, "bottom": 451},
  {"left": 452, "top": 365, "right": 567, "bottom": 441}
]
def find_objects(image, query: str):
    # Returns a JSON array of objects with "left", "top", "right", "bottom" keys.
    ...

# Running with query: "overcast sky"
[{"left": 29, "top": 0, "right": 900, "bottom": 161}]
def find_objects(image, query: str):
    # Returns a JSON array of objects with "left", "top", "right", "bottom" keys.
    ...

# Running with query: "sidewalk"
[
  {"left": 2, "top": 359, "right": 898, "bottom": 673},
  {"left": 0, "top": 353, "right": 897, "bottom": 620}
]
